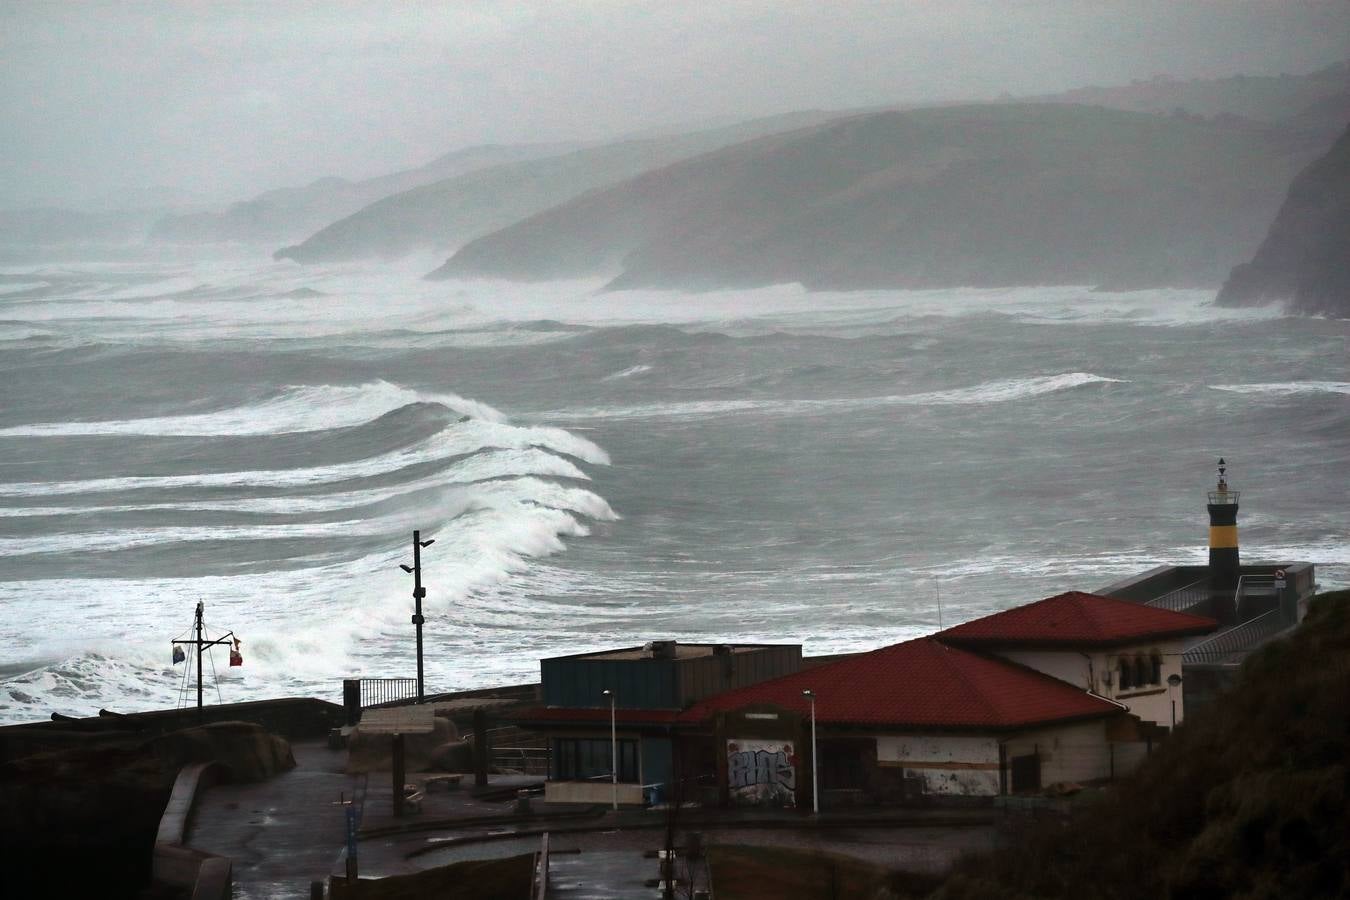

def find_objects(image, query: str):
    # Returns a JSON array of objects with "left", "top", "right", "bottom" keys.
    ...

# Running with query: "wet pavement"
[
  {"left": 186, "top": 741, "right": 998, "bottom": 898},
  {"left": 187, "top": 741, "right": 360, "bottom": 900}
]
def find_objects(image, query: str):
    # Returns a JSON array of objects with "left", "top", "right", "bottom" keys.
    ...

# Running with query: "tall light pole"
[
  {"left": 602, "top": 689, "right": 618, "bottom": 811},
  {"left": 1167, "top": 673, "right": 1182, "bottom": 729},
  {"left": 802, "top": 689, "right": 819, "bottom": 816},
  {"left": 399, "top": 530, "right": 435, "bottom": 703}
]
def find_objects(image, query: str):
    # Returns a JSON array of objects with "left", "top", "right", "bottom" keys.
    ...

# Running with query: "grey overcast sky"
[{"left": 2, "top": 1, "right": 1348, "bottom": 210}]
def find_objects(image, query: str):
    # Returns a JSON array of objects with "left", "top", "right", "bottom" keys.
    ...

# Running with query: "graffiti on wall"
[{"left": 727, "top": 739, "right": 796, "bottom": 806}]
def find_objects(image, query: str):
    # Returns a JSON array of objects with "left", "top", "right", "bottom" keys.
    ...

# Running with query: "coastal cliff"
[
  {"left": 431, "top": 104, "right": 1315, "bottom": 292},
  {"left": 1217, "top": 123, "right": 1350, "bottom": 317}
]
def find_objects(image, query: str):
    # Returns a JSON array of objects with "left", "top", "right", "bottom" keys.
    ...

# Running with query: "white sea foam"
[
  {"left": 1209, "top": 382, "right": 1350, "bottom": 397},
  {"left": 899, "top": 372, "right": 1125, "bottom": 404},
  {"left": 0, "top": 420, "right": 607, "bottom": 498},
  {"left": 0, "top": 380, "right": 505, "bottom": 436},
  {"left": 0, "top": 281, "right": 50, "bottom": 295},
  {"left": 0, "top": 477, "right": 611, "bottom": 717},
  {"left": 550, "top": 372, "right": 1124, "bottom": 420},
  {"left": 0, "top": 452, "right": 607, "bottom": 519},
  {"left": 602, "top": 364, "right": 653, "bottom": 380},
  {"left": 0, "top": 474, "right": 616, "bottom": 557}
]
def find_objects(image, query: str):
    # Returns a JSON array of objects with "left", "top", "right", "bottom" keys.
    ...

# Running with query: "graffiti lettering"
[{"left": 726, "top": 740, "right": 796, "bottom": 805}]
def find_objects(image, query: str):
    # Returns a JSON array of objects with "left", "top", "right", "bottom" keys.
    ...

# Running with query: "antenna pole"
[
  {"left": 195, "top": 601, "right": 205, "bottom": 716},
  {"left": 412, "top": 530, "right": 425, "bottom": 703}
]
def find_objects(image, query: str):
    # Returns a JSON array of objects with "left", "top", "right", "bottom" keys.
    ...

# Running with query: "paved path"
[
  {"left": 186, "top": 741, "right": 360, "bottom": 900},
  {"left": 548, "top": 849, "right": 667, "bottom": 899}
]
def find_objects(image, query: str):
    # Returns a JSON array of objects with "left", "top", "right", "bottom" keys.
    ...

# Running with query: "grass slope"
[
  {"left": 932, "top": 589, "right": 1350, "bottom": 900},
  {"left": 438, "top": 104, "right": 1316, "bottom": 293},
  {"left": 278, "top": 110, "right": 843, "bottom": 263}
]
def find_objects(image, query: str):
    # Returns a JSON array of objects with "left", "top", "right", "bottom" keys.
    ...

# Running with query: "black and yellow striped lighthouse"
[{"left": 1207, "top": 457, "right": 1240, "bottom": 594}]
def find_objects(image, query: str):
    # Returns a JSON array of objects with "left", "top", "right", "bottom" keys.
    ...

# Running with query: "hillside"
[
  {"left": 1034, "top": 60, "right": 1350, "bottom": 132},
  {"left": 927, "top": 589, "right": 1350, "bottom": 900},
  {"left": 1217, "top": 123, "right": 1350, "bottom": 318},
  {"left": 273, "top": 110, "right": 845, "bottom": 263},
  {"left": 149, "top": 142, "right": 576, "bottom": 246},
  {"left": 430, "top": 104, "right": 1318, "bottom": 292}
]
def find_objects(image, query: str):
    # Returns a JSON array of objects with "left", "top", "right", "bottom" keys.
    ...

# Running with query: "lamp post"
[
  {"left": 602, "top": 688, "right": 618, "bottom": 811},
  {"left": 399, "top": 530, "right": 435, "bottom": 703},
  {"left": 802, "top": 689, "right": 819, "bottom": 816},
  {"left": 1167, "top": 673, "right": 1183, "bottom": 729}
]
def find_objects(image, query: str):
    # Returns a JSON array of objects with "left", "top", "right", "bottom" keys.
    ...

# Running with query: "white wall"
[
  {"left": 1003, "top": 720, "right": 1112, "bottom": 787},
  {"left": 876, "top": 734, "right": 1000, "bottom": 795},
  {"left": 1101, "top": 639, "right": 1187, "bottom": 727},
  {"left": 995, "top": 649, "right": 1092, "bottom": 689},
  {"left": 993, "top": 639, "right": 1189, "bottom": 728}
]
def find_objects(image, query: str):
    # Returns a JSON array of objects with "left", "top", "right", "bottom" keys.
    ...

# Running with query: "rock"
[
  {"left": 429, "top": 740, "right": 474, "bottom": 773},
  {"left": 1217, "top": 123, "right": 1350, "bottom": 317}
]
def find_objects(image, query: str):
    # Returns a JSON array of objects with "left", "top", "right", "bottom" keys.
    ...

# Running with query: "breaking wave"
[
  {"left": 1209, "top": 382, "right": 1350, "bottom": 397},
  {"left": 551, "top": 372, "right": 1124, "bottom": 420},
  {"left": 0, "top": 380, "right": 505, "bottom": 436}
]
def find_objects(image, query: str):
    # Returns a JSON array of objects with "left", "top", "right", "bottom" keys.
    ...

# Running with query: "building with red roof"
[
  {"left": 937, "top": 591, "right": 1216, "bottom": 736},
  {"left": 519, "top": 593, "right": 1222, "bottom": 808},
  {"left": 513, "top": 467, "right": 1314, "bottom": 810}
]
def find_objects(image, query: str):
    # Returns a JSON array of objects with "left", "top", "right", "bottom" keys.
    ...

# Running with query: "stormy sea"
[{"left": 1, "top": 249, "right": 1346, "bottom": 724}]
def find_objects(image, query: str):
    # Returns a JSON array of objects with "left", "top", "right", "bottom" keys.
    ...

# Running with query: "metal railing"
[
  {"left": 1146, "top": 577, "right": 1210, "bottom": 614},
  {"left": 357, "top": 677, "right": 418, "bottom": 707},
  {"left": 1184, "top": 609, "right": 1285, "bottom": 664},
  {"left": 531, "top": 833, "right": 550, "bottom": 900}
]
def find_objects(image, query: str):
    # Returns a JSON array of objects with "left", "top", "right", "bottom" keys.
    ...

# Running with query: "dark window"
[
  {"left": 1134, "top": 656, "right": 1150, "bottom": 688},
  {"left": 1149, "top": 653, "right": 1162, "bottom": 685},
  {"left": 1010, "top": 752, "right": 1041, "bottom": 793},
  {"left": 552, "top": 738, "right": 639, "bottom": 783},
  {"left": 1118, "top": 657, "right": 1133, "bottom": 691},
  {"left": 821, "top": 743, "right": 866, "bottom": 790}
]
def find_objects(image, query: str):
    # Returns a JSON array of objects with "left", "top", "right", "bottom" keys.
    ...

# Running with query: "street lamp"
[
  {"left": 602, "top": 688, "right": 618, "bottom": 811},
  {"left": 802, "top": 689, "right": 819, "bottom": 816},
  {"left": 398, "top": 530, "right": 435, "bottom": 703},
  {"left": 1167, "top": 673, "right": 1182, "bottom": 729}
]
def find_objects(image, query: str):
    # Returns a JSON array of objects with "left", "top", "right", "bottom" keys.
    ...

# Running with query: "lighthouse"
[{"left": 1207, "top": 458, "right": 1240, "bottom": 598}]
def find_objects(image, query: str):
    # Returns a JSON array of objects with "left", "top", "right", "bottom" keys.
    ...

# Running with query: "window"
[
  {"left": 1150, "top": 652, "right": 1162, "bottom": 685},
  {"left": 1118, "top": 656, "right": 1133, "bottom": 691},
  {"left": 1133, "top": 656, "right": 1150, "bottom": 689},
  {"left": 553, "top": 737, "right": 639, "bottom": 783}
]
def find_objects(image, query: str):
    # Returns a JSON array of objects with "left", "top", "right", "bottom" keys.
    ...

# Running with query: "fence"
[
  {"left": 1146, "top": 577, "right": 1210, "bottom": 614},
  {"left": 1184, "top": 609, "right": 1285, "bottom": 664},
  {"left": 342, "top": 678, "right": 419, "bottom": 724},
  {"left": 483, "top": 724, "right": 550, "bottom": 776},
  {"left": 357, "top": 677, "right": 418, "bottom": 707}
]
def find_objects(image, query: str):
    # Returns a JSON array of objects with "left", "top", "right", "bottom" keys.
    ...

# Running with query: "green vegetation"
[
  {"left": 708, "top": 844, "right": 940, "bottom": 900},
  {"left": 931, "top": 589, "right": 1350, "bottom": 899}
]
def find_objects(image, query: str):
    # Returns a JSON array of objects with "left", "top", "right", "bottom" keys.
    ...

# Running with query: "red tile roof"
[
  {"left": 937, "top": 591, "right": 1217, "bottom": 648},
  {"left": 678, "top": 638, "right": 1120, "bottom": 729}
]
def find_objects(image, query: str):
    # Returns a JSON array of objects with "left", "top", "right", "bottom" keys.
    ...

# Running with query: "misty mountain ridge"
[
  {"left": 430, "top": 103, "right": 1320, "bottom": 292},
  {"left": 1218, "top": 122, "right": 1350, "bottom": 318},
  {"left": 147, "top": 141, "right": 581, "bottom": 246},
  {"left": 1031, "top": 59, "right": 1350, "bottom": 134},
  {"left": 272, "top": 109, "right": 848, "bottom": 264},
  {"left": 279, "top": 60, "right": 1347, "bottom": 275}
]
